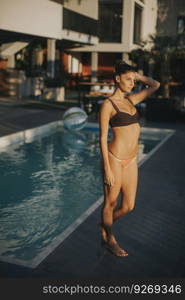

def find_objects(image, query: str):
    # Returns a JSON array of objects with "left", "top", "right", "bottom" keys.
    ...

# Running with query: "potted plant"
[{"left": 129, "top": 33, "right": 185, "bottom": 121}]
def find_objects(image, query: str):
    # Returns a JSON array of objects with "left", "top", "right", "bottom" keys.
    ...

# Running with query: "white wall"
[
  {"left": 0, "top": 0, "right": 62, "bottom": 39},
  {"left": 122, "top": 0, "right": 157, "bottom": 51},
  {"left": 122, "top": 0, "right": 135, "bottom": 51},
  {"left": 142, "top": 0, "right": 158, "bottom": 44},
  {"left": 72, "top": 0, "right": 158, "bottom": 53}
]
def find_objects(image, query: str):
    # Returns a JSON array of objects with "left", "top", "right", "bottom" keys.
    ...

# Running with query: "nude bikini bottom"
[{"left": 108, "top": 150, "right": 137, "bottom": 168}]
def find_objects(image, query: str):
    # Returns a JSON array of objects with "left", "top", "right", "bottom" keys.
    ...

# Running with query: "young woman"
[{"left": 99, "top": 61, "right": 160, "bottom": 257}]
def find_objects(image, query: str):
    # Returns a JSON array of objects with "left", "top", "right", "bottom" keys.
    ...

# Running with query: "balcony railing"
[{"left": 63, "top": 8, "right": 98, "bottom": 36}]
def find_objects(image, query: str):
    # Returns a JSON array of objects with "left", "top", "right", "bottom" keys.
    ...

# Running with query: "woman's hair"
[{"left": 114, "top": 60, "right": 136, "bottom": 76}]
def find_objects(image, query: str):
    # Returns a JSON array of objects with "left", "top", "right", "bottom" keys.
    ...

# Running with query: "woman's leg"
[
  {"left": 100, "top": 153, "right": 128, "bottom": 256},
  {"left": 113, "top": 157, "right": 138, "bottom": 222}
]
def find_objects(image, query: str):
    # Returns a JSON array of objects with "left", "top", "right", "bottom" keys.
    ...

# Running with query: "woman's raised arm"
[{"left": 128, "top": 72, "right": 160, "bottom": 105}]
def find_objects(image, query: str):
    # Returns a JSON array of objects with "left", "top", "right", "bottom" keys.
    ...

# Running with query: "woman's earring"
[{"left": 116, "top": 76, "right": 120, "bottom": 83}]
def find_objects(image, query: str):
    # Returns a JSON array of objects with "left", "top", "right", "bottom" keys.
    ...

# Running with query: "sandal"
[{"left": 105, "top": 242, "right": 128, "bottom": 257}]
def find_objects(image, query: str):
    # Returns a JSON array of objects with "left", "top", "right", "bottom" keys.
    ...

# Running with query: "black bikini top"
[{"left": 108, "top": 98, "right": 140, "bottom": 127}]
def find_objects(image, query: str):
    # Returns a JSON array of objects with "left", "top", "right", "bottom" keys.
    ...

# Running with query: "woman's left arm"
[{"left": 128, "top": 72, "right": 160, "bottom": 105}]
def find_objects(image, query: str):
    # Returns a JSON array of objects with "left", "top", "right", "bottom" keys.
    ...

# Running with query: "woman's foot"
[{"left": 105, "top": 242, "right": 128, "bottom": 257}]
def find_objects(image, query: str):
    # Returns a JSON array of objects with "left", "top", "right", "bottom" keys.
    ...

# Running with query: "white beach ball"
[{"left": 62, "top": 107, "right": 88, "bottom": 131}]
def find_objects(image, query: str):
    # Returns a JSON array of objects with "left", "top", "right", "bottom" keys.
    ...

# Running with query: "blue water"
[{"left": 0, "top": 126, "right": 166, "bottom": 262}]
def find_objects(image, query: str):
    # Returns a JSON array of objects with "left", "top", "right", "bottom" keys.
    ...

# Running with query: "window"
[
  {"left": 177, "top": 16, "right": 185, "bottom": 34},
  {"left": 99, "top": 0, "right": 123, "bottom": 43},
  {"left": 63, "top": 8, "right": 98, "bottom": 36},
  {"left": 133, "top": 3, "right": 142, "bottom": 44}
]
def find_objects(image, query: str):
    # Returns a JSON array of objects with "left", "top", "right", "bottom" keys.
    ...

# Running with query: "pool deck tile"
[{"left": 0, "top": 96, "right": 185, "bottom": 278}]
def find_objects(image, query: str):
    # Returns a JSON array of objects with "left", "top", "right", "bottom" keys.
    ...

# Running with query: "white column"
[
  {"left": 91, "top": 52, "right": 98, "bottom": 82},
  {"left": 7, "top": 55, "right": 15, "bottom": 68},
  {"left": 35, "top": 49, "right": 44, "bottom": 66},
  {"left": 121, "top": 52, "right": 131, "bottom": 64},
  {"left": 68, "top": 54, "right": 72, "bottom": 73},
  {"left": 47, "top": 39, "right": 56, "bottom": 78},
  {"left": 148, "top": 57, "right": 155, "bottom": 77},
  {"left": 71, "top": 54, "right": 79, "bottom": 73},
  {"left": 122, "top": 0, "right": 135, "bottom": 51}
]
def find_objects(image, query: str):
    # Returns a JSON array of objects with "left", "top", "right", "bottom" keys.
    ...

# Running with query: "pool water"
[{"left": 0, "top": 125, "right": 173, "bottom": 266}]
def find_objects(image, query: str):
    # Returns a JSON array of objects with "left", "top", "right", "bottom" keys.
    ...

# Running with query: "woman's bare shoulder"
[{"left": 100, "top": 98, "right": 112, "bottom": 109}]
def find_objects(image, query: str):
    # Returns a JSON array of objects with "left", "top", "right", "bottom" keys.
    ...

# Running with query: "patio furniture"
[{"left": 78, "top": 81, "right": 114, "bottom": 106}]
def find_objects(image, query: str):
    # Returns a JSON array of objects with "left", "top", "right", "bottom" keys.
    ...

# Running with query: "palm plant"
[{"left": 129, "top": 33, "right": 185, "bottom": 98}]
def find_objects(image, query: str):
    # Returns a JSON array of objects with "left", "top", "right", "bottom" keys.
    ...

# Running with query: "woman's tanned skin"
[{"left": 99, "top": 65, "right": 160, "bottom": 257}]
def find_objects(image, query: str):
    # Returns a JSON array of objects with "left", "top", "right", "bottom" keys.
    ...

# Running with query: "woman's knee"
[
  {"left": 127, "top": 203, "right": 135, "bottom": 212},
  {"left": 121, "top": 201, "right": 135, "bottom": 214},
  {"left": 104, "top": 188, "right": 120, "bottom": 208},
  {"left": 104, "top": 197, "right": 117, "bottom": 210}
]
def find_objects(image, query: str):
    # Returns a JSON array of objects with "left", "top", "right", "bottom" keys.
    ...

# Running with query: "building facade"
[
  {"left": 0, "top": 0, "right": 99, "bottom": 98},
  {"left": 0, "top": 0, "right": 99, "bottom": 70},
  {"left": 69, "top": 0, "right": 158, "bottom": 79},
  {"left": 0, "top": 0, "right": 161, "bottom": 96}
]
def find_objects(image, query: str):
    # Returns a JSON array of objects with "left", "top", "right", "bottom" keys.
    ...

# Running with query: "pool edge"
[{"left": 0, "top": 121, "right": 176, "bottom": 268}]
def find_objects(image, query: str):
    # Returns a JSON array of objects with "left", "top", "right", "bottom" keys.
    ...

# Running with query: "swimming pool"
[{"left": 0, "top": 122, "right": 174, "bottom": 268}]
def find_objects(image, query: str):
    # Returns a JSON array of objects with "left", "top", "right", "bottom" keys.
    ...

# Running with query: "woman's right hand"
[
  {"left": 104, "top": 168, "right": 115, "bottom": 186},
  {"left": 134, "top": 71, "right": 141, "bottom": 82}
]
